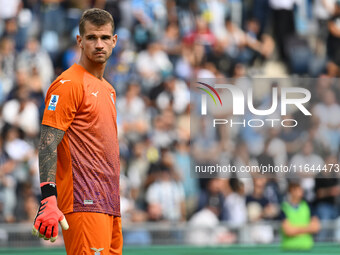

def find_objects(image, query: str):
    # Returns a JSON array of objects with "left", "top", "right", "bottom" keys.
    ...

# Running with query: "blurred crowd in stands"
[{"left": 2, "top": 0, "right": 340, "bottom": 245}]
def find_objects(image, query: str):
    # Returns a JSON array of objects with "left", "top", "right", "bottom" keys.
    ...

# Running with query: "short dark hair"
[
  {"left": 288, "top": 180, "right": 301, "bottom": 191},
  {"left": 79, "top": 8, "right": 114, "bottom": 36}
]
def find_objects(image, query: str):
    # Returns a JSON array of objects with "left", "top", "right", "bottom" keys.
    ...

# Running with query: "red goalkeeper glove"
[{"left": 32, "top": 182, "right": 69, "bottom": 242}]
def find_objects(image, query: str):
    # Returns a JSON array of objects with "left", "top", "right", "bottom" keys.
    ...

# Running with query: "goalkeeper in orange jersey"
[{"left": 32, "top": 8, "right": 122, "bottom": 255}]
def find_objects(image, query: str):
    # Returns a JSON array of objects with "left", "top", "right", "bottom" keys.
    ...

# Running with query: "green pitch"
[{"left": 1, "top": 243, "right": 339, "bottom": 255}]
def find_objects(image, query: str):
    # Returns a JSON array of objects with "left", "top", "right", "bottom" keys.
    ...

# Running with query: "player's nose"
[{"left": 95, "top": 39, "right": 104, "bottom": 49}]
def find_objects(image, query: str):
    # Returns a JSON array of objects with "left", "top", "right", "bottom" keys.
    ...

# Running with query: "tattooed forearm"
[{"left": 38, "top": 125, "right": 65, "bottom": 183}]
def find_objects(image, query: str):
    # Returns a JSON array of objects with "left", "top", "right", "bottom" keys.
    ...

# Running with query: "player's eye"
[
  {"left": 87, "top": 36, "right": 96, "bottom": 40},
  {"left": 102, "top": 36, "right": 111, "bottom": 40}
]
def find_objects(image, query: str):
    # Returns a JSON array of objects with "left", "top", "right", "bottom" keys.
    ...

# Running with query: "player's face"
[
  {"left": 291, "top": 186, "right": 303, "bottom": 202},
  {"left": 78, "top": 21, "right": 117, "bottom": 64}
]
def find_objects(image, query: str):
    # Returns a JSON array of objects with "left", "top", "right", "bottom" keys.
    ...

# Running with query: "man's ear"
[
  {"left": 112, "top": 34, "right": 118, "bottom": 49},
  {"left": 77, "top": 35, "right": 83, "bottom": 49}
]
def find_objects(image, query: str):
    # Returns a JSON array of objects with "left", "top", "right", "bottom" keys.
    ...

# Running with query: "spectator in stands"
[
  {"left": 187, "top": 193, "right": 236, "bottom": 245},
  {"left": 28, "top": 74, "right": 45, "bottom": 120},
  {"left": 269, "top": 0, "right": 296, "bottom": 62},
  {"left": 62, "top": 42, "right": 81, "bottom": 70},
  {"left": 155, "top": 76, "right": 190, "bottom": 114},
  {"left": 2, "top": 18, "right": 19, "bottom": 48},
  {"left": 0, "top": 136, "right": 16, "bottom": 222},
  {"left": 224, "top": 178, "right": 247, "bottom": 227},
  {"left": 28, "top": 149, "right": 39, "bottom": 202},
  {"left": 117, "top": 82, "right": 149, "bottom": 143},
  {"left": 257, "top": 139, "right": 275, "bottom": 172},
  {"left": 281, "top": 181, "right": 320, "bottom": 250},
  {"left": 290, "top": 140, "right": 324, "bottom": 202},
  {"left": 220, "top": 18, "right": 247, "bottom": 62},
  {"left": 267, "top": 128, "right": 288, "bottom": 167},
  {"left": 246, "top": 178, "right": 279, "bottom": 222},
  {"left": 7, "top": 68, "right": 29, "bottom": 101},
  {"left": 2, "top": 86, "right": 40, "bottom": 138},
  {"left": 0, "top": 37, "right": 16, "bottom": 99},
  {"left": 313, "top": 89, "right": 340, "bottom": 154},
  {"left": 197, "top": 178, "right": 225, "bottom": 220},
  {"left": 314, "top": 154, "right": 340, "bottom": 241},
  {"left": 127, "top": 139, "right": 150, "bottom": 203},
  {"left": 206, "top": 41, "right": 232, "bottom": 76},
  {"left": 136, "top": 41, "right": 173, "bottom": 92},
  {"left": 120, "top": 173, "right": 151, "bottom": 245},
  {"left": 150, "top": 109, "right": 177, "bottom": 149},
  {"left": 1, "top": 125, "right": 33, "bottom": 222},
  {"left": 17, "top": 37, "right": 54, "bottom": 93},
  {"left": 145, "top": 164, "right": 185, "bottom": 222},
  {"left": 192, "top": 118, "right": 220, "bottom": 173},
  {"left": 131, "top": 0, "right": 167, "bottom": 40},
  {"left": 246, "top": 178, "right": 277, "bottom": 243},
  {"left": 231, "top": 141, "right": 258, "bottom": 193},
  {"left": 0, "top": 0, "right": 22, "bottom": 22},
  {"left": 183, "top": 16, "right": 216, "bottom": 49},
  {"left": 327, "top": 1, "right": 340, "bottom": 76},
  {"left": 22, "top": 194, "right": 38, "bottom": 223},
  {"left": 3, "top": 125, "right": 34, "bottom": 173},
  {"left": 161, "top": 21, "right": 181, "bottom": 65},
  {"left": 42, "top": 0, "right": 67, "bottom": 28},
  {"left": 244, "top": 18, "right": 274, "bottom": 64},
  {"left": 314, "top": 0, "right": 335, "bottom": 59},
  {"left": 106, "top": 27, "right": 136, "bottom": 95},
  {"left": 256, "top": 140, "right": 283, "bottom": 207},
  {"left": 305, "top": 117, "right": 331, "bottom": 157},
  {"left": 144, "top": 147, "right": 177, "bottom": 189},
  {"left": 280, "top": 114, "right": 304, "bottom": 157},
  {"left": 173, "top": 139, "right": 198, "bottom": 217},
  {"left": 174, "top": 42, "right": 194, "bottom": 81},
  {"left": 252, "top": 0, "right": 271, "bottom": 36},
  {"left": 311, "top": 75, "right": 334, "bottom": 104}
]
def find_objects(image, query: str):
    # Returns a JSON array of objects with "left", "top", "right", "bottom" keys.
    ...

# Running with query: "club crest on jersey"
[
  {"left": 91, "top": 248, "right": 104, "bottom": 255},
  {"left": 110, "top": 93, "right": 115, "bottom": 104},
  {"left": 48, "top": 95, "right": 59, "bottom": 111}
]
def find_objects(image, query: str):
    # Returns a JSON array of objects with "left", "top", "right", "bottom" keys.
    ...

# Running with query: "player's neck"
[{"left": 78, "top": 57, "right": 106, "bottom": 80}]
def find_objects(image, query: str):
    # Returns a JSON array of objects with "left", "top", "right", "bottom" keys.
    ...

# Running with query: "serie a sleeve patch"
[{"left": 48, "top": 95, "right": 59, "bottom": 111}]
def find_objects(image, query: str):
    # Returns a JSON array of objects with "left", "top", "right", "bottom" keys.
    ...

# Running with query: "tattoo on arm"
[{"left": 38, "top": 125, "right": 65, "bottom": 183}]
